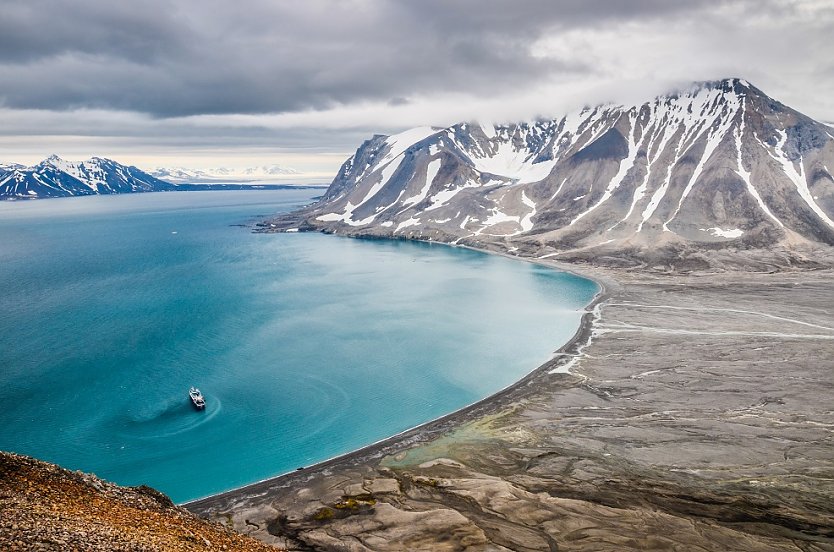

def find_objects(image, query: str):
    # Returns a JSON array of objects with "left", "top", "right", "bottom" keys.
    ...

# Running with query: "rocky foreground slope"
[
  {"left": 268, "top": 79, "right": 834, "bottom": 270},
  {"left": 0, "top": 452, "right": 279, "bottom": 551}
]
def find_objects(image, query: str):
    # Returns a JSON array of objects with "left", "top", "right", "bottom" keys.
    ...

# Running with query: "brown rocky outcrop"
[{"left": 0, "top": 452, "right": 280, "bottom": 551}]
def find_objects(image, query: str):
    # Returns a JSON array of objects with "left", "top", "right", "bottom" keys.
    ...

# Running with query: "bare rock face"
[
  {"left": 266, "top": 79, "right": 834, "bottom": 270},
  {"left": 0, "top": 452, "right": 279, "bottom": 551}
]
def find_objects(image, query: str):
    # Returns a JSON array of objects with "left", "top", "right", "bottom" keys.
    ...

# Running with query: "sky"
[{"left": 2, "top": 0, "right": 833, "bottom": 180}]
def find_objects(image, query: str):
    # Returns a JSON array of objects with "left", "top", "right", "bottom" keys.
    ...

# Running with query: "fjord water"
[{"left": 0, "top": 190, "right": 597, "bottom": 503}]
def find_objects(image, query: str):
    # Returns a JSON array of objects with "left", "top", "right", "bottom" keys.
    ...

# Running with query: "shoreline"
[
  {"left": 185, "top": 231, "right": 834, "bottom": 549},
  {"left": 184, "top": 239, "right": 612, "bottom": 510}
]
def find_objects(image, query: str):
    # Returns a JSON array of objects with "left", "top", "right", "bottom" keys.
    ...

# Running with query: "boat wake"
[{"left": 118, "top": 394, "right": 221, "bottom": 439}]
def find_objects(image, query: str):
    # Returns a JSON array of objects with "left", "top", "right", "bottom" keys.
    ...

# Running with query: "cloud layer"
[{"left": 2, "top": 0, "right": 833, "bottom": 170}]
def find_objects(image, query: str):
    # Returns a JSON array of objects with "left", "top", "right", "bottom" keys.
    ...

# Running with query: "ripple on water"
[
  {"left": 116, "top": 394, "right": 222, "bottom": 440},
  {"left": 288, "top": 373, "right": 351, "bottom": 442}
]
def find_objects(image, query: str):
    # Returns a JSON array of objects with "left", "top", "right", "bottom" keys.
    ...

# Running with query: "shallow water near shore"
[{"left": 0, "top": 190, "right": 597, "bottom": 502}]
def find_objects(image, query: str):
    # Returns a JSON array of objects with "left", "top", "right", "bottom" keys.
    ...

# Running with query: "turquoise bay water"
[{"left": 0, "top": 190, "right": 597, "bottom": 503}]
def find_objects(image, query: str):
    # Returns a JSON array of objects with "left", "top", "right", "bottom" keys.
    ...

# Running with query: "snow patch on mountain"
[
  {"left": 572, "top": 111, "right": 640, "bottom": 226},
  {"left": 403, "top": 158, "right": 442, "bottom": 208},
  {"left": 702, "top": 227, "right": 744, "bottom": 238},
  {"left": 466, "top": 134, "right": 558, "bottom": 184},
  {"left": 765, "top": 130, "right": 834, "bottom": 229},
  {"left": 425, "top": 179, "right": 484, "bottom": 212},
  {"left": 379, "top": 127, "right": 440, "bottom": 166}
]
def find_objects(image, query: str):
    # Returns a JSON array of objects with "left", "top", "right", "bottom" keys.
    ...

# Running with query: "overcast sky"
[{"left": 2, "top": 0, "right": 833, "bottom": 178}]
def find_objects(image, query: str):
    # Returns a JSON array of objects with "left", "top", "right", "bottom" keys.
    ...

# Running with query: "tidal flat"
[{"left": 188, "top": 264, "right": 834, "bottom": 551}]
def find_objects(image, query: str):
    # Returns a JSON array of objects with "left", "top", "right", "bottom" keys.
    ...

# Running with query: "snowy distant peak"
[
  {"left": 41, "top": 154, "right": 122, "bottom": 171},
  {"left": 241, "top": 165, "right": 301, "bottom": 176},
  {"left": 0, "top": 155, "right": 172, "bottom": 200},
  {"left": 41, "top": 154, "right": 67, "bottom": 169},
  {"left": 150, "top": 164, "right": 301, "bottom": 183},
  {"left": 0, "top": 162, "right": 26, "bottom": 172},
  {"left": 150, "top": 167, "right": 199, "bottom": 181},
  {"left": 41, "top": 154, "right": 85, "bottom": 180}
]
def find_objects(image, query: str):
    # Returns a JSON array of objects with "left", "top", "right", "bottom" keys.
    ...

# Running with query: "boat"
[{"left": 189, "top": 387, "right": 206, "bottom": 410}]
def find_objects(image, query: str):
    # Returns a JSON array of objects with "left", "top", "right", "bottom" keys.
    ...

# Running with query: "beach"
[{"left": 186, "top": 257, "right": 834, "bottom": 551}]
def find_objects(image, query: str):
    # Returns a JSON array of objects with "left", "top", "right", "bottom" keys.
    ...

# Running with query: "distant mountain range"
[
  {"left": 0, "top": 157, "right": 315, "bottom": 200},
  {"left": 268, "top": 78, "right": 834, "bottom": 270},
  {"left": 0, "top": 155, "right": 176, "bottom": 199},
  {"left": 150, "top": 165, "right": 300, "bottom": 183}
]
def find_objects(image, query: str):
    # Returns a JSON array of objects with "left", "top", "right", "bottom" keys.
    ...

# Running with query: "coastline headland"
[{"left": 187, "top": 232, "right": 834, "bottom": 551}]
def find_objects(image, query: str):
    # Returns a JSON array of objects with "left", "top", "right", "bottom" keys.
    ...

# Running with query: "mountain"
[
  {"left": 0, "top": 155, "right": 176, "bottom": 200},
  {"left": 241, "top": 164, "right": 300, "bottom": 177},
  {"left": 0, "top": 162, "right": 26, "bottom": 172},
  {"left": 269, "top": 79, "right": 834, "bottom": 270},
  {"left": 150, "top": 164, "right": 300, "bottom": 183}
]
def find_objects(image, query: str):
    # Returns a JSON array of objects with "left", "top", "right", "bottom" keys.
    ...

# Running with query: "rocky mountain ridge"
[
  {"left": 0, "top": 155, "right": 175, "bottom": 200},
  {"left": 269, "top": 79, "right": 834, "bottom": 270}
]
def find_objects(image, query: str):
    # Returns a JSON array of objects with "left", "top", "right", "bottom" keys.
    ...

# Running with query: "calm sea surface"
[{"left": 0, "top": 190, "right": 597, "bottom": 502}]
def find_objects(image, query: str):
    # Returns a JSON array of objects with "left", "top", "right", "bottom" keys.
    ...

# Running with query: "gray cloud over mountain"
[
  {"left": 1, "top": 0, "right": 833, "bottom": 168},
  {"left": 0, "top": 0, "right": 760, "bottom": 116}
]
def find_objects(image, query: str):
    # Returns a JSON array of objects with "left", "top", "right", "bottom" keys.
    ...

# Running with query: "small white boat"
[{"left": 189, "top": 387, "right": 206, "bottom": 410}]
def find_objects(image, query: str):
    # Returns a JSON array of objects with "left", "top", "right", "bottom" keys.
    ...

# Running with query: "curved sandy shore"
[
  {"left": 184, "top": 249, "right": 613, "bottom": 509},
  {"left": 186, "top": 238, "right": 834, "bottom": 551}
]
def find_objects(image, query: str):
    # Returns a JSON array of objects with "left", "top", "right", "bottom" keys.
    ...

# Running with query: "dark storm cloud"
[
  {"left": 0, "top": 0, "right": 733, "bottom": 117},
  {"left": 0, "top": 2, "right": 187, "bottom": 64}
]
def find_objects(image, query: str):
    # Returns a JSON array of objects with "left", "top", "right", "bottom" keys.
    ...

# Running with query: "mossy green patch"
[
  {"left": 313, "top": 507, "right": 334, "bottom": 521},
  {"left": 381, "top": 412, "right": 511, "bottom": 469}
]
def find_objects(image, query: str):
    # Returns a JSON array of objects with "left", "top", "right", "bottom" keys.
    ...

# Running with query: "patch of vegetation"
[
  {"left": 334, "top": 494, "right": 377, "bottom": 510},
  {"left": 313, "top": 507, "right": 334, "bottom": 521}
]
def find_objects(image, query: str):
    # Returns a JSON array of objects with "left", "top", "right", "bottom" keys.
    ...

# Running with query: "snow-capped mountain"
[
  {"left": 0, "top": 163, "right": 26, "bottom": 172},
  {"left": 271, "top": 79, "right": 834, "bottom": 270},
  {"left": 0, "top": 155, "right": 175, "bottom": 199},
  {"left": 150, "top": 165, "right": 300, "bottom": 183}
]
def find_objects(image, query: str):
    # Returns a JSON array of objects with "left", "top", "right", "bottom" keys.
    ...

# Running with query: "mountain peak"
[
  {"left": 1, "top": 156, "right": 173, "bottom": 200},
  {"left": 661, "top": 77, "right": 757, "bottom": 103},
  {"left": 709, "top": 77, "right": 752, "bottom": 90},
  {"left": 275, "top": 79, "right": 834, "bottom": 270},
  {"left": 87, "top": 156, "right": 114, "bottom": 164}
]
